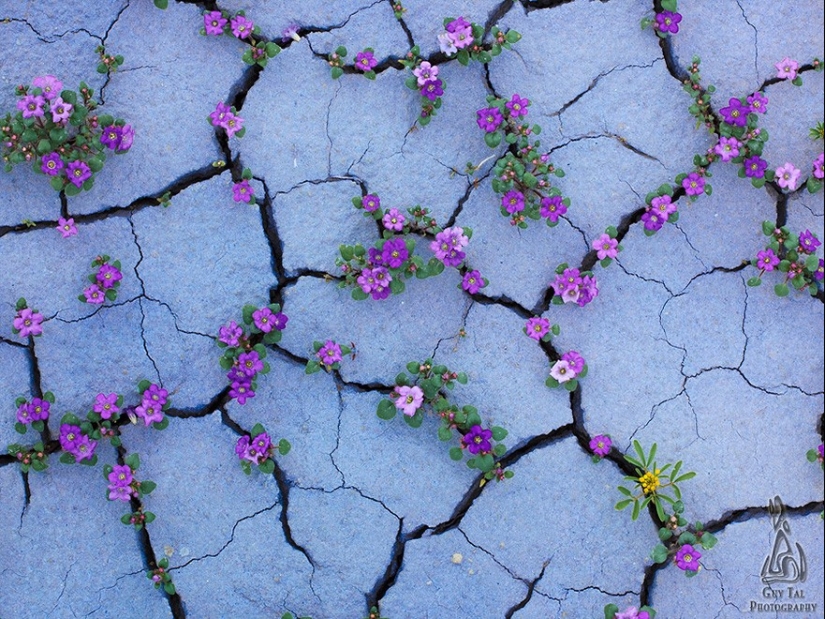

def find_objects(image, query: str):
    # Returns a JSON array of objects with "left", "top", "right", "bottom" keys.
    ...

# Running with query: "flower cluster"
[
  {"left": 132, "top": 381, "right": 170, "bottom": 428},
  {"left": 604, "top": 604, "right": 656, "bottom": 619},
  {"left": 640, "top": 185, "right": 680, "bottom": 235},
  {"left": 642, "top": 0, "right": 682, "bottom": 38},
  {"left": 376, "top": 359, "right": 512, "bottom": 481},
  {"left": 209, "top": 101, "right": 245, "bottom": 138},
  {"left": 78, "top": 254, "right": 123, "bottom": 305},
  {"left": 337, "top": 194, "right": 479, "bottom": 300},
  {"left": 305, "top": 340, "right": 353, "bottom": 374},
  {"left": 549, "top": 263, "right": 599, "bottom": 307},
  {"left": 217, "top": 304, "right": 288, "bottom": 404},
  {"left": 546, "top": 351, "right": 588, "bottom": 392},
  {"left": 201, "top": 9, "right": 281, "bottom": 67},
  {"left": 327, "top": 46, "right": 380, "bottom": 80},
  {"left": 95, "top": 45, "right": 125, "bottom": 75},
  {"left": 235, "top": 423, "right": 291, "bottom": 475},
  {"left": 747, "top": 223, "right": 823, "bottom": 297},
  {"left": 148, "top": 557, "right": 176, "bottom": 596},
  {"left": 59, "top": 421, "right": 98, "bottom": 464},
  {"left": 476, "top": 93, "right": 570, "bottom": 228},
  {"left": 232, "top": 167, "right": 256, "bottom": 204},
  {"left": 11, "top": 297, "right": 44, "bottom": 339},
  {"left": 14, "top": 391, "right": 54, "bottom": 435},
  {"left": 2, "top": 76, "right": 133, "bottom": 196},
  {"left": 104, "top": 454, "right": 156, "bottom": 507},
  {"left": 7, "top": 442, "right": 49, "bottom": 473},
  {"left": 650, "top": 500, "right": 716, "bottom": 578}
]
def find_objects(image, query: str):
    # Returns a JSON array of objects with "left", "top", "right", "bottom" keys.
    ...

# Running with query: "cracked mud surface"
[{"left": 1, "top": 1, "right": 823, "bottom": 617}]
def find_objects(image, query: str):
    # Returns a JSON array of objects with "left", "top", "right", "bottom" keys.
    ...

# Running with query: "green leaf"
[
  {"left": 563, "top": 378, "right": 578, "bottom": 391},
  {"left": 404, "top": 411, "right": 423, "bottom": 428},
  {"left": 389, "top": 278, "right": 405, "bottom": 295},
  {"left": 438, "top": 426, "right": 452, "bottom": 441},
  {"left": 457, "top": 49, "right": 470, "bottom": 66},
  {"left": 449, "top": 447, "right": 464, "bottom": 461},
  {"left": 659, "top": 527, "right": 673, "bottom": 541},
  {"left": 376, "top": 399, "right": 397, "bottom": 420},
  {"left": 121, "top": 513, "right": 133, "bottom": 524},
  {"left": 153, "top": 416, "right": 169, "bottom": 430},
  {"left": 65, "top": 183, "right": 81, "bottom": 197},
  {"left": 14, "top": 422, "right": 27, "bottom": 435},
  {"left": 617, "top": 486, "right": 633, "bottom": 497},
  {"left": 491, "top": 426, "right": 508, "bottom": 441},
  {"left": 545, "top": 376, "right": 559, "bottom": 388},
  {"left": 265, "top": 42, "right": 281, "bottom": 58},
  {"left": 631, "top": 500, "right": 641, "bottom": 521},
  {"left": 651, "top": 543, "right": 669, "bottom": 563},
  {"left": 140, "top": 480, "right": 157, "bottom": 495},
  {"left": 476, "top": 454, "right": 494, "bottom": 473},
  {"left": 746, "top": 276, "right": 762, "bottom": 287},
  {"left": 406, "top": 361, "right": 420, "bottom": 374},
  {"left": 305, "top": 360, "right": 321, "bottom": 374},
  {"left": 259, "top": 458, "right": 275, "bottom": 474},
  {"left": 604, "top": 604, "right": 619, "bottom": 619},
  {"left": 144, "top": 511, "right": 156, "bottom": 524},
  {"left": 484, "top": 131, "right": 502, "bottom": 149},
  {"left": 614, "top": 498, "right": 633, "bottom": 511},
  {"left": 674, "top": 471, "right": 696, "bottom": 483},
  {"left": 774, "top": 283, "right": 790, "bottom": 297},
  {"left": 351, "top": 288, "right": 368, "bottom": 301},
  {"left": 505, "top": 30, "right": 521, "bottom": 43},
  {"left": 154, "top": 0, "right": 168, "bottom": 8},
  {"left": 700, "top": 532, "right": 717, "bottom": 549},
  {"left": 125, "top": 453, "right": 140, "bottom": 470},
  {"left": 456, "top": 372, "right": 468, "bottom": 385},
  {"left": 278, "top": 439, "right": 291, "bottom": 456},
  {"left": 32, "top": 420, "right": 44, "bottom": 433},
  {"left": 164, "top": 582, "right": 176, "bottom": 595}
]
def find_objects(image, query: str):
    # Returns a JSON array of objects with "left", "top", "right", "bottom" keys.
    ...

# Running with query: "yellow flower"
[{"left": 639, "top": 469, "right": 661, "bottom": 495}]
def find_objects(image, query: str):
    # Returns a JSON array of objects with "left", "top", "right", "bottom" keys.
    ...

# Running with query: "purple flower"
[
  {"left": 713, "top": 136, "right": 741, "bottom": 162},
  {"left": 561, "top": 350, "right": 585, "bottom": 375},
  {"left": 798, "top": 229, "right": 821, "bottom": 254},
  {"left": 744, "top": 155, "right": 767, "bottom": 178},
  {"left": 204, "top": 10, "right": 228, "bottom": 35},
  {"left": 577, "top": 275, "right": 599, "bottom": 307},
  {"left": 60, "top": 424, "right": 82, "bottom": 451},
  {"left": 363, "top": 194, "right": 381, "bottom": 213},
  {"left": 17, "top": 402, "right": 34, "bottom": 424},
  {"left": 28, "top": 398, "right": 49, "bottom": 422},
  {"left": 505, "top": 94, "right": 529, "bottom": 118},
  {"left": 540, "top": 196, "right": 567, "bottom": 222},
  {"left": 222, "top": 114, "right": 244, "bottom": 138},
  {"left": 108, "top": 464, "right": 133, "bottom": 488},
  {"left": 367, "top": 247, "right": 384, "bottom": 267},
  {"left": 83, "top": 284, "right": 105, "bottom": 304},
  {"left": 238, "top": 351, "right": 264, "bottom": 377},
  {"left": 589, "top": 434, "right": 612, "bottom": 457},
  {"left": 814, "top": 259, "right": 825, "bottom": 282},
  {"left": 476, "top": 107, "right": 503, "bottom": 133},
  {"left": 655, "top": 10, "right": 682, "bottom": 34},
  {"left": 675, "top": 544, "right": 702, "bottom": 572},
  {"left": 756, "top": 248, "right": 780, "bottom": 271},
  {"left": 615, "top": 608, "right": 649, "bottom": 619},
  {"left": 461, "top": 270, "right": 484, "bottom": 294},
  {"left": 218, "top": 320, "right": 243, "bottom": 347},
  {"left": 253, "top": 307, "right": 276, "bottom": 332},
  {"left": 271, "top": 312, "right": 288, "bottom": 331},
  {"left": 116, "top": 124, "right": 135, "bottom": 153},
  {"left": 371, "top": 283, "right": 391, "bottom": 300},
  {"left": 445, "top": 16, "right": 472, "bottom": 34},
  {"left": 49, "top": 96, "right": 73, "bottom": 123},
  {"left": 445, "top": 17, "right": 473, "bottom": 49},
  {"left": 719, "top": 97, "right": 749, "bottom": 127},
  {"left": 230, "top": 14, "right": 254, "bottom": 39},
  {"left": 13, "top": 308, "right": 44, "bottom": 338},
  {"left": 73, "top": 434, "right": 97, "bottom": 461},
  {"left": 143, "top": 384, "right": 168, "bottom": 407},
  {"left": 66, "top": 160, "right": 92, "bottom": 188},
  {"left": 41, "top": 152, "right": 64, "bottom": 176},
  {"left": 251, "top": 432, "right": 272, "bottom": 460},
  {"left": 592, "top": 233, "right": 618, "bottom": 260},
  {"left": 235, "top": 435, "right": 251, "bottom": 459},
  {"left": 229, "top": 380, "right": 255, "bottom": 405},
  {"left": 682, "top": 172, "right": 705, "bottom": 196},
  {"left": 317, "top": 340, "right": 343, "bottom": 366},
  {"left": 394, "top": 385, "right": 424, "bottom": 416},
  {"left": 32, "top": 75, "right": 62, "bottom": 100},
  {"left": 502, "top": 189, "right": 525, "bottom": 214},
  {"left": 381, "top": 238, "right": 409, "bottom": 269},
  {"left": 430, "top": 227, "right": 469, "bottom": 267},
  {"left": 56, "top": 217, "right": 77, "bottom": 238},
  {"left": 775, "top": 57, "right": 799, "bottom": 80},
  {"left": 17, "top": 94, "right": 45, "bottom": 119},
  {"left": 282, "top": 23, "right": 302, "bottom": 42},
  {"left": 813, "top": 153, "right": 824, "bottom": 180},
  {"left": 560, "top": 268, "right": 583, "bottom": 292},
  {"left": 775, "top": 162, "right": 801, "bottom": 190},
  {"left": 382, "top": 208, "right": 406, "bottom": 231},
  {"left": 641, "top": 209, "right": 665, "bottom": 232},
  {"left": 357, "top": 268, "right": 379, "bottom": 294},
  {"left": 413, "top": 61, "right": 438, "bottom": 86},
  {"left": 549, "top": 360, "right": 574, "bottom": 383},
  {"left": 525, "top": 317, "right": 550, "bottom": 341},
  {"left": 135, "top": 401, "right": 164, "bottom": 426},
  {"left": 94, "top": 393, "right": 120, "bottom": 419},
  {"left": 100, "top": 125, "right": 122, "bottom": 150},
  {"left": 420, "top": 78, "right": 443, "bottom": 101},
  {"left": 108, "top": 485, "right": 132, "bottom": 502},
  {"left": 210, "top": 102, "right": 232, "bottom": 127},
  {"left": 650, "top": 195, "right": 677, "bottom": 218},
  {"left": 96, "top": 264, "right": 122, "bottom": 289},
  {"left": 354, "top": 50, "right": 377, "bottom": 71},
  {"left": 747, "top": 91, "right": 768, "bottom": 114},
  {"left": 462, "top": 425, "right": 493, "bottom": 455}
]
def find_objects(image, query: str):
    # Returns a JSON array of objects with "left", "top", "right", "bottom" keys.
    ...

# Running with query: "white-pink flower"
[
  {"left": 549, "top": 360, "right": 574, "bottom": 383},
  {"left": 412, "top": 61, "right": 439, "bottom": 87},
  {"left": 775, "top": 162, "right": 801, "bottom": 190},
  {"left": 775, "top": 57, "right": 799, "bottom": 80},
  {"left": 394, "top": 385, "right": 424, "bottom": 416}
]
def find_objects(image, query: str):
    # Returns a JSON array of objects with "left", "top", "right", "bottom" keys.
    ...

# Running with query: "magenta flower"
[
  {"left": 756, "top": 248, "right": 780, "bottom": 271},
  {"left": 116, "top": 124, "right": 135, "bottom": 153},
  {"left": 743, "top": 155, "right": 767, "bottom": 178},
  {"left": 135, "top": 401, "right": 163, "bottom": 426},
  {"left": 210, "top": 102, "right": 232, "bottom": 127},
  {"left": 655, "top": 10, "right": 682, "bottom": 33},
  {"left": 271, "top": 311, "right": 288, "bottom": 331},
  {"left": 814, "top": 259, "right": 824, "bottom": 281},
  {"left": 282, "top": 24, "right": 302, "bottom": 42},
  {"left": 561, "top": 350, "right": 585, "bottom": 375},
  {"left": 317, "top": 340, "right": 343, "bottom": 366},
  {"left": 413, "top": 61, "right": 438, "bottom": 86},
  {"left": 96, "top": 264, "right": 122, "bottom": 289},
  {"left": 108, "top": 485, "right": 132, "bottom": 502},
  {"left": 229, "top": 380, "right": 255, "bottom": 404},
  {"left": 505, "top": 94, "right": 529, "bottom": 118},
  {"left": 108, "top": 464, "right": 133, "bottom": 488},
  {"left": 218, "top": 320, "right": 243, "bottom": 347},
  {"left": 143, "top": 384, "right": 168, "bottom": 407},
  {"left": 222, "top": 114, "right": 244, "bottom": 138},
  {"left": 382, "top": 208, "right": 406, "bottom": 231},
  {"left": 32, "top": 75, "right": 62, "bottom": 100},
  {"left": 430, "top": 227, "right": 469, "bottom": 267},
  {"left": 675, "top": 544, "right": 702, "bottom": 572},
  {"left": 394, "top": 385, "right": 424, "bottom": 416},
  {"left": 370, "top": 268, "right": 392, "bottom": 299},
  {"left": 719, "top": 97, "right": 748, "bottom": 127},
  {"left": 204, "top": 10, "right": 227, "bottom": 35},
  {"left": 589, "top": 434, "right": 612, "bottom": 457},
  {"left": 747, "top": 91, "right": 768, "bottom": 114},
  {"left": 641, "top": 209, "right": 665, "bottom": 231},
  {"left": 362, "top": 194, "right": 381, "bottom": 212},
  {"left": 357, "top": 268, "right": 379, "bottom": 294},
  {"left": 230, "top": 14, "right": 254, "bottom": 39},
  {"left": 13, "top": 307, "right": 44, "bottom": 338},
  {"left": 49, "top": 96, "right": 73, "bottom": 123},
  {"left": 382, "top": 238, "right": 409, "bottom": 268},
  {"left": 72, "top": 434, "right": 97, "bottom": 461},
  {"left": 233, "top": 180, "right": 254, "bottom": 203},
  {"left": 251, "top": 432, "right": 272, "bottom": 459},
  {"left": 461, "top": 270, "right": 484, "bottom": 294},
  {"left": 775, "top": 57, "right": 799, "bottom": 80},
  {"left": 775, "top": 162, "right": 801, "bottom": 190},
  {"left": 17, "top": 94, "right": 45, "bottom": 119},
  {"left": 83, "top": 284, "right": 105, "bottom": 304},
  {"left": 28, "top": 398, "right": 49, "bottom": 421},
  {"left": 525, "top": 317, "right": 550, "bottom": 341},
  {"left": 813, "top": 153, "right": 824, "bottom": 180},
  {"left": 615, "top": 608, "right": 650, "bottom": 619},
  {"left": 577, "top": 275, "right": 599, "bottom": 307},
  {"left": 540, "top": 196, "right": 567, "bottom": 222},
  {"left": 476, "top": 107, "right": 503, "bottom": 133},
  {"left": 354, "top": 50, "right": 377, "bottom": 71},
  {"left": 94, "top": 393, "right": 120, "bottom": 419},
  {"left": 650, "top": 195, "right": 677, "bottom": 218},
  {"left": 59, "top": 424, "right": 82, "bottom": 452},
  {"left": 56, "top": 217, "right": 77, "bottom": 238},
  {"left": 549, "top": 360, "right": 574, "bottom": 383},
  {"left": 41, "top": 152, "right": 64, "bottom": 176},
  {"left": 17, "top": 402, "right": 34, "bottom": 424},
  {"left": 445, "top": 17, "right": 473, "bottom": 49},
  {"left": 100, "top": 125, "right": 122, "bottom": 150},
  {"left": 592, "top": 233, "right": 619, "bottom": 260},
  {"left": 682, "top": 172, "right": 705, "bottom": 196},
  {"left": 66, "top": 160, "right": 92, "bottom": 188},
  {"left": 238, "top": 351, "right": 264, "bottom": 376},
  {"left": 501, "top": 189, "right": 525, "bottom": 214},
  {"left": 420, "top": 79, "right": 444, "bottom": 101},
  {"left": 713, "top": 136, "right": 741, "bottom": 162},
  {"left": 798, "top": 229, "right": 821, "bottom": 254},
  {"left": 235, "top": 433, "right": 267, "bottom": 464},
  {"left": 462, "top": 425, "right": 493, "bottom": 455}
]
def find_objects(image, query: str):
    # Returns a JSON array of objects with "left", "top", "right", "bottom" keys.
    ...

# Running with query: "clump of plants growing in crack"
[
  {"left": 234, "top": 422, "right": 291, "bottom": 475},
  {"left": 748, "top": 223, "right": 823, "bottom": 297},
  {"left": 522, "top": 317, "right": 589, "bottom": 392},
  {"left": 200, "top": 9, "right": 282, "bottom": 68},
  {"left": 78, "top": 254, "right": 123, "bottom": 305}
]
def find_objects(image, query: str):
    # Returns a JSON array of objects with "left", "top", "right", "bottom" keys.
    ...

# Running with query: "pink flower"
[
  {"left": 394, "top": 385, "right": 424, "bottom": 416},
  {"left": 775, "top": 57, "right": 799, "bottom": 80},
  {"left": 775, "top": 162, "right": 801, "bottom": 190},
  {"left": 713, "top": 136, "right": 741, "bottom": 162},
  {"left": 412, "top": 61, "right": 438, "bottom": 86},
  {"left": 591, "top": 233, "right": 618, "bottom": 260},
  {"left": 56, "top": 217, "right": 78, "bottom": 238},
  {"left": 83, "top": 284, "right": 105, "bottom": 305},
  {"left": 549, "top": 360, "right": 574, "bottom": 383},
  {"left": 13, "top": 308, "right": 44, "bottom": 338}
]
